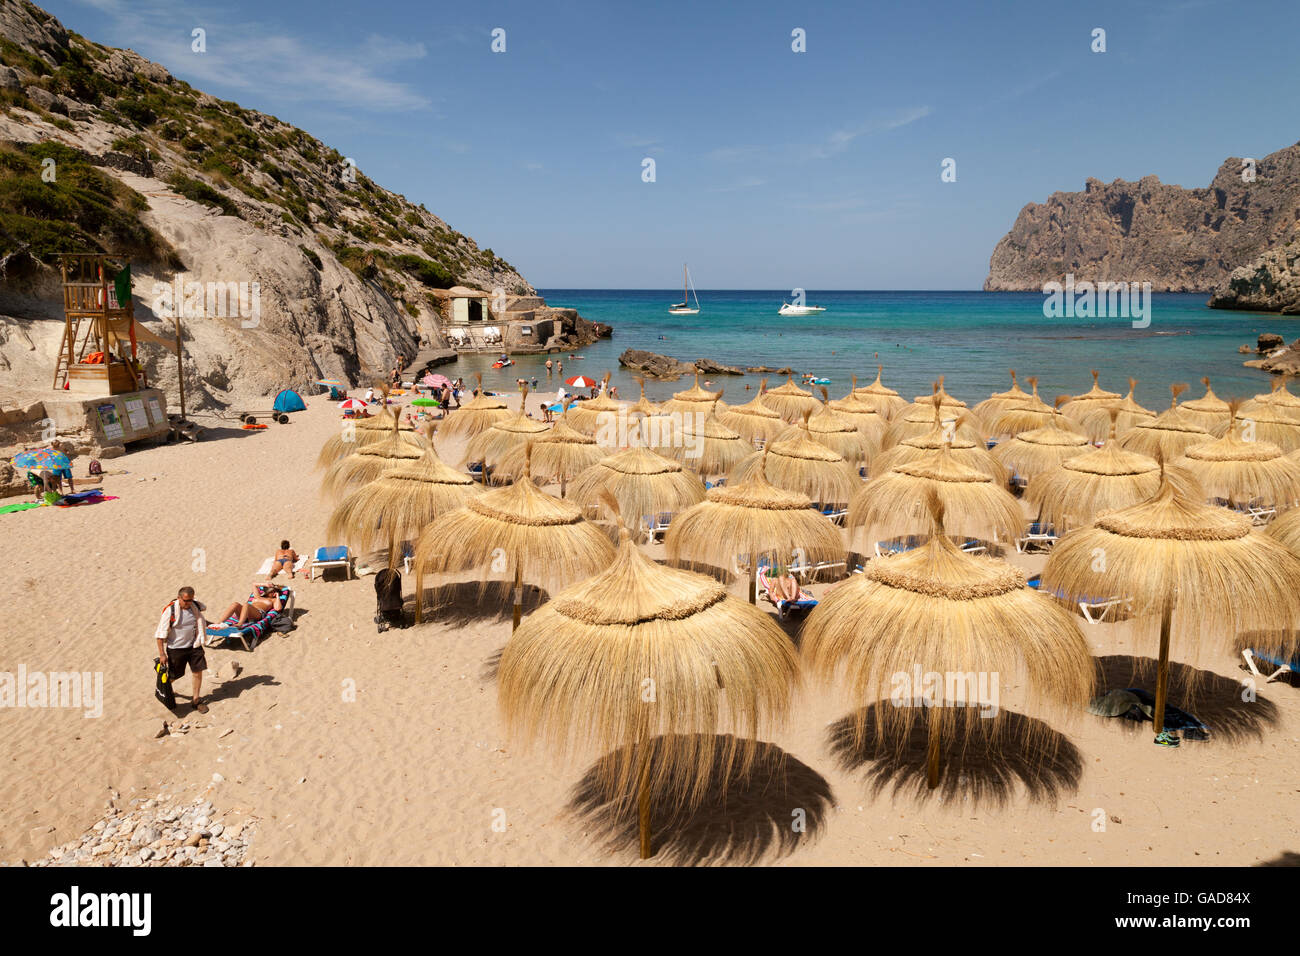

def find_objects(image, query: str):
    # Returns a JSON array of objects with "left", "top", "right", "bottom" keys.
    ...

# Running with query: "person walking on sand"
[{"left": 154, "top": 586, "right": 210, "bottom": 714}]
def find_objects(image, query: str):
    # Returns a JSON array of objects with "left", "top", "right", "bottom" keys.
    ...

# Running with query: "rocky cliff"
[
  {"left": 985, "top": 140, "right": 1300, "bottom": 294},
  {"left": 1209, "top": 235, "right": 1300, "bottom": 314},
  {"left": 0, "top": 0, "right": 534, "bottom": 411}
]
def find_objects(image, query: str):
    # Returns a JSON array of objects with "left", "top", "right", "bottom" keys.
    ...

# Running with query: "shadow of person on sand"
[
  {"left": 1257, "top": 851, "right": 1300, "bottom": 866},
  {"left": 1093, "top": 655, "right": 1280, "bottom": 744},
  {"left": 827, "top": 706, "right": 1083, "bottom": 808},
  {"left": 408, "top": 581, "right": 552, "bottom": 629},
  {"left": 567, "top": 734, "right": 834, "bottom": 866},
  {"left": 206, "top": 672, "right": 282, "bottom": 704}
]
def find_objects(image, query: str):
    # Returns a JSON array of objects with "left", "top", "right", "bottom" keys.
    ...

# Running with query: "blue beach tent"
[{"left": 273, "top": 389, "right": 307, "bottom": 413}]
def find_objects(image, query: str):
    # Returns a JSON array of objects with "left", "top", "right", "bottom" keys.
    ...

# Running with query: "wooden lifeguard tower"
[{"left": 53, "top": 253, "right": 144, "bottom": 395}]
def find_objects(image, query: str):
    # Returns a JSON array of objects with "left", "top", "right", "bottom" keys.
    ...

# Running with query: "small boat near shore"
[
  {"left": 779, "top": 301, "right": 827, "bottom": 316},
  {"left": 669, "top": 264, "right": 701, "bottom": 315}
]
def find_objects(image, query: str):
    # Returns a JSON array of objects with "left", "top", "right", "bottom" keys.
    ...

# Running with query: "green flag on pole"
[{"left": 113, "top": 263, "right": 131, "bottom": 308}]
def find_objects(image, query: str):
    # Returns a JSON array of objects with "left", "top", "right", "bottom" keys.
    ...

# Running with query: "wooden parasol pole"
[
  {"left": 173, "top": 315, "right": 186, "bottom": 420},
  {"left": 926, "top": 718, "right": 941, "bottom": 789},
  {"left": 511, "top": 564, "right": 523, "bottom": 632},
  {"left": 1152, "top": 598, "right": 1173, "bottom": 734},
  {"left": 749, "top": 559, "right": 757, "bottom": 604}
]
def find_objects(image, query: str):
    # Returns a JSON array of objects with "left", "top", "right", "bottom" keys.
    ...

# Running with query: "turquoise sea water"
[{"left": 451, "top": 291, "right": 1290, "bottom": 410}]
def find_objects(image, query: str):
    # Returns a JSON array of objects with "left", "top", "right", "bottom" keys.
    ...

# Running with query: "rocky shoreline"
[
  {"left": 1241, "top": 332, "right": 1300, "bottom": 374},
  {"left": 618, "top": 348, "right": 745, "bottom": 379}
]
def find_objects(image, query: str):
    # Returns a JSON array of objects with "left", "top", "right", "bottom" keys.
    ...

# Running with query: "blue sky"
[{"left": 47, "top": 0, "right": 1300, "bottom": 288}]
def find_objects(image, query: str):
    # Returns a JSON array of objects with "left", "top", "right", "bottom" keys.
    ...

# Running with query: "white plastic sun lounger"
[{"left": 1241, "top": 648, "right": 1297, "bottom": 683}]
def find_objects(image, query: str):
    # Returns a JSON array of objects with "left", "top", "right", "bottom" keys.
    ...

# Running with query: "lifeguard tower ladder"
[{"left": 53, "top": 253, "right": 142, "bottom": 395}]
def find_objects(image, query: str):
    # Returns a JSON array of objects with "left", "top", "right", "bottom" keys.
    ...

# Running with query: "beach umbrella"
[
  {"left": 871, "top": 396, "right": 1006, "bottom": 482},
  {"left": 847, "top": 443, "right": 1023, "bottom": 549},
  {"left": 1177, "top": 377, "right": 1232, "bottom": 435},
  {"left": 315, "top": 403, "right": 422, "bottom": 469},
  {"left": 495, "top": 403, "right": 605, "bottom": 496},
  {"left": 659, "top": 373, "right": 724, "bottom": 417},
  {"left": 1025, "top": 409, "right": 1166, "bottom": 532},
  {"left": 880, "top": 386, "right": 986, "bottom": 450},
  {"left": 717, "top": 378, "right": 787, "bottom": 446},
  {"left": 438, "top": 373, "right": 512, "bottom": 442},
  {"left": 338, "top": 398, "right": 368, "bottom": 413},
  {"left": 564, "top": 373, "right": 628, "bottom": 440},
  {"left": 908, "top": 376, "right": 972, "bottom": 415},
  {"left": 628, "top": 378, "right": 663, "bottom": 421},
  {"left": 320, "top": 417, "right": 429, "bottom": 500},
  {"left": 1171, "top": 403, "right": 1300, "bottom": 510},
  {"left": 1241, "top": 377, "right": 1300, "bottom": 422},
  {"left": 971, "top": 369, "right": 1033, "bottom": 422},
  {"left": 655, "top": 399, "right": 751, "bottom": 479},
  {"left": 1239, "top": 410, "right": 1300, "bottom": 453},
  {"left": 412, "top": 445, "right": 616, "bottom": 627},
  {"left": 1060, "top": 369, "right": 1121, "bottom": 422},
  {"left": 666, "top": 454, "right": 845, "bottom": 602},
  {"left": 463, "top": 386, "right": 551, "bottom": 471},
  {"left": 1077, "top": 378, "right": 1156, "bottom": 443},
  {"left": 828, "top": 376, "right": 889, "bottom": 448},
  {"left": 761, "top": 375, "right": 820, "bottom": 423},
  {"left": 1116, "top": 384, "right": 1214, "bottom": 461},
  {"left": 498, "top": 505, "right": 798, "bottom": 859},
  {"left": 991, "top": 397, "right": 1092, "bottom": 482},
  {"left": 12, "top": 448, "right": 71, "bottom": 471},
  {"left": 422, "top": 373, "right": 452, "bottom": 389},
  {"left": 990, "top": 377, "right": 1082, "bottom": 438},
  {"left": 804, "top": 493, "right": 1094, "bottom": 788},
  {"left": 568, "top": 445, "right": 706, "bottom": 529},
  {"left": 853, "top": 365, "right": 907, "bottom": 419},
  {"left": 314, "top": 379, "right": 344, "bottom": 387},
  {"left": 1043, "top": 472, "right": 1300, "bottom": 745},
  {"left": 1267, "top": 504, "right": 1300, "bottom": 554},
  {"left": 771, "top": 387, "right": 871, "bottom": 469},
  {"left": 326, "top": 431, "right": 479, "bottom": 568},
  {"left": 565, "top": 375, "right": 598, "bottom": 389},
  {"left": 729, "top": 414, "right": 860, "bottom": 508}
]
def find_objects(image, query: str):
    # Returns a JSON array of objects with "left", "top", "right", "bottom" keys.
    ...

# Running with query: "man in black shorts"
[{"left": 154, "top": 586, "right": 211, "bottom": 713}]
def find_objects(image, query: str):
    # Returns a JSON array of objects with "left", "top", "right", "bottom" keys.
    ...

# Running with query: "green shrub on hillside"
[{"left": 164, "top": 171, "right": 242, "bottom": 218}]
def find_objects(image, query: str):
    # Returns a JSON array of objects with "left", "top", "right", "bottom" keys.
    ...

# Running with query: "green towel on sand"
[{"left": 0, "top": 501, "right": 42, "bottom": 515}]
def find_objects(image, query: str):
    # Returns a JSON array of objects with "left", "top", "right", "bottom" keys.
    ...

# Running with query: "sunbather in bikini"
[
  {"left": 769, "top": 566, "right": 802, "bottom": 605},
  {"left": 216, "top": 585, "right": 284, "bottom": 627},
  {"left": 268, "top": 540, "right": 299, "bottom": 580}
]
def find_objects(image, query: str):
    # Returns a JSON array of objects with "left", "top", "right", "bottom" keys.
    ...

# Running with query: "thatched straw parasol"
[
  {"left": 659, "top": 373, "right": 724, "bottom": 417},
  {"left": 880, "top": 387, "right": 986, "bottom": 450},
  {"left": 463, "top": 385, "right": 551, "bottom": 470},
  {"left": 666, "top": 454, "right": 845, "bottom": 602},
  {"left": 1116, "top": 383, "right": 1213, "bottom": 461},
  {"left": 320, "top": 416, "right": 429, "bottom": 500},
  {"left": 654, "top": 398, "right": 751, "bottom": 479},
  {"left": 971, "top": 370, "right": 1032, "bottom": 422},
  {"left": 871, "top": 407, "right": 1007, "bottom": 484},
  {"left": 847, "top": 443, "right": 1023, "bottom": 548},
  {"left": 1077, "top": 377, "right": 1156, "bottom": 443},
  {"left": 990, "top": 377, "right": 1082, "bottom": 438},
  {"left": 1267, "top": 504, "right": 1300, "bottom": 554},
  {"left": 717, "top": 378, "right": 787, "bottom": 446},
  {"left": 567, "top": 445, "right": 706, "bottom": 530},
  {"left": 499, "top": 506, "right": 799, "bottom": 859},
  {"left": 991, "top": 397, "right": 1092, "bottom": 481},
  {"left": 411, "top": 446, "right": 616, "bottom": 626},
  {"left": 437, "top": 373, "right": 512, "bottom": 442},
  {"left": 729, "top": 414, "right": 860, "bottom": 508},
  {"left": 1241, "top": 376, "right": 1300, "bottom": 422},
  {"left": 1043, "top": 472, "right": 1300, "bottom": 744},
  {"left": 804, "top": 493, "right": 1094, "bottom": 788},
  {"left": 326, "top": 430, "right": 479, "bottom": 568},
  {"left": 1178, "top": 377, "right": 1232, "bottom": 436},
  {"left": 1060, "top": 369, "right": 1121, "bottom": 422},
  {"left": 762, "top": 375, "right": 820, "bottom": 423},
  {"left": 1170, "top": 403, "right": 1300, "bottom": 509},
  {"left": 853, "top": 365, "right": 907, "bottom": 419},
  {"left": 315, "top": 391, "right": 421, "bottom": 469},
  {"left": 495, "top": 402, "right": 604, "bottom": 496},
  {"left": 828, "top": 376, "right": 889, "bottom": 448},
  {"left": 1238, "top": 409, "right": 1300, "bottom": 453},
  {"left": 563, "top": 373, "right": 628, "bottom": 441},
  {"left": 1025, "top": 409, "right": 1166, "bottom": 531},
  {"left": 908, "top": 376, "right": 971, "bottom": 415},
  {"left": 772, "top": 388, "right": 870, "bottom": 468},
  {"left": 628, "top": 378, "right": 663, "bottom": 420}
]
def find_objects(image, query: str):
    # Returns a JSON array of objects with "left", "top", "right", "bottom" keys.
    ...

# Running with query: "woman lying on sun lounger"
[
  {"left": 768, "top": 565, "right": 802, "bottom": 604},
  {"left": 216, "top": 584, "right": 284, "bottom": 626}
]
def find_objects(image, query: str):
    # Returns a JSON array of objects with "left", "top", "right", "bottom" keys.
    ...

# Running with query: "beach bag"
[
  {"left": 153, "top": 657, "right": 176, "bottom": 710},
  {"left": 88, "top": 459, "right": 102, "bottom": 476}
]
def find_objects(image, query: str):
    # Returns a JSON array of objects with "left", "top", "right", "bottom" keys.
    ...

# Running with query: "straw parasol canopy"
[
  {"left": 804, "top": 493, "right": 1094, "bottom": 788},
  {"left": 1043, "top": 473, "right": 1300, "bottom": 741},
  {"left": 1238, "top": 409, "right": 1300, "bottom": 453},
  {"left": 495, "top": 402, "right": 605, "bottom": 495},
  {"left": 762, "top": 375, "right": 820, "bottom": 423},
  {"left": 853, "top": 365, "right": 908, "bottom": 419},
  {"left": 463, "top": 386, "right": 551, "bottom": 469},
  {"left": 654, "top": 399, "right": 751, "bottom": 479},
  {"left": 437, "top": 373, "right": 512, "bottom": 442},
  {"left": 772, "top": 388, "right": 870, "bottom": 468},
  {"left": 971, "top": 370, "right": 1033, "bottom": 422},
  {"left": 498, "top": 512, "right": 799, "bottom": 859},
  {"left": 320, "top": 416, "right": 429, "bottom": 500},
  {"left": 1170, "top": 403, "right": 1300, "bottom": 510},
  {"left": 1177, "top": 377, "right": 1232, "bottom": 436},
  {"left": 326, "top": 432, "right": 479, "bottom": 568},
  {"left": 1060, "top": 369, "right": 1121, "bottom": 422},
  {"left": 870, "top": 407, "right": 1007, "bottom": 484},
  {"left": 315, "top": 398, "right": 421, "bottom": 470},
  {"left": 659, "top": 373, "right": 724, "bottom": 417},
  {"left": 1077, "top": 377, "right": 1156, "bottom": 443},
  {"left": 880, "top": 387, "right": 986, "bottom": 450},
  {"left": 827, "top": 376, "right": 889, "bottom": 448},
  {"left": 1025, "top": 409, "right": 1166, "bottom": 531},
  {"left": 729, "top": 414, "right": 861, "bottom": 508},
  {"left": 666, "top": 455, "right": 845, "bottom": 602},
  {"left": 1116, "top": 384, "right": 1213, "bottom": 461},
  {"left": 628, "top": 378, "right": 663, "bottom": 420},
  {"left": 563, "top": 373, "right": 628, "bottom": 441},
  {"left": 411, "top": 446, "right": 616, "bottom": 625},
  {"left": 990, "top": 397, "right": 1092, "bottom": 481},
  {"left": 717, "top": 378, "right": 788, "bottom": 445},
  {"left": 847, "top": 443, "right": 1024, "bottom": 548},
  {"left": 1241, "top": 376, "right": 1300, "bottom": 422},
  {"left": 567, "top": 445, "right": 707, "bottom": 529},
  {"left": 1267, "top": 504, "right": 1300, "bottom": 554},
  {"left": 990, "top": 377, "right": 1082, "bottom": 438}
]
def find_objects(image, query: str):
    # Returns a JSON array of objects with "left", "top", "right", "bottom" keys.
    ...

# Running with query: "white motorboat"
[{"left": 778, "top": 301, "right": 827, "bottom": 316}]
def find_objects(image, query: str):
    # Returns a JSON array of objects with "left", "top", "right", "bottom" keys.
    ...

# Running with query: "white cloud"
[{"left": 805, "top": 106, "right": 933, "bottom": 159}]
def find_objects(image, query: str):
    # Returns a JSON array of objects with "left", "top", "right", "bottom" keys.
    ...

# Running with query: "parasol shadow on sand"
[
  {"left": 1091, "top": 654, "right": 1281, "bottom": 744},
  {"left": 566, "top": 735, "right": 834, "bottom": 866},
  {"left": 827, "top": 706, "right": 1083, "bottom": 808}
]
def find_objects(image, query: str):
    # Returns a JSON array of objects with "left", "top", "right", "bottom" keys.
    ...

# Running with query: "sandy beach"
[{"left": 0, "top": 388, "right": 1295, "bottom": 868}]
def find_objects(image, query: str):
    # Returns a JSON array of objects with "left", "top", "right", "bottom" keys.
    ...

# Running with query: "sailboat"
[{"left": 669, "top": 264, "right": 700, "bottom": 315}]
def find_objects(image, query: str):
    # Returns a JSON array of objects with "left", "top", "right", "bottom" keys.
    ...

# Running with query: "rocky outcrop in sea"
[{"left": 1210, "top": 236, "right": 1300, "bottom": 314}]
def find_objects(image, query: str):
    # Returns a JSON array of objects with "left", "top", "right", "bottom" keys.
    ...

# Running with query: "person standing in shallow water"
[{"left": 546, "top": 358, "right": 553, "bottom": 377}]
